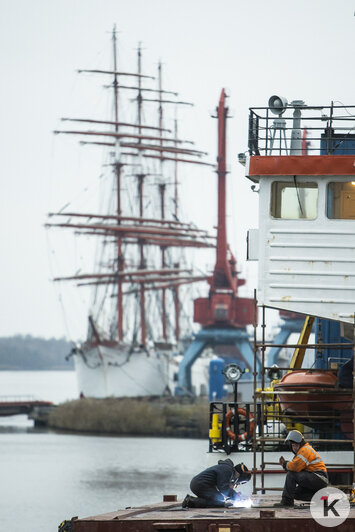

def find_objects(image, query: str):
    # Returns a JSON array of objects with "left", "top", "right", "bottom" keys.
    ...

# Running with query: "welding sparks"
[{"left": 233, "top": 497, "right": 253, "bottom": 508}]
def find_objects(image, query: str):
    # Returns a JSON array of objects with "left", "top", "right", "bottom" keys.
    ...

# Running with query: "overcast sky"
[{"left": 1, "top": 0, "right": 354, "bottom": 340}]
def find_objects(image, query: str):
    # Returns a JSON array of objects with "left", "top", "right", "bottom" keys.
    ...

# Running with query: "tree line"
[{"left": 0, "top": 335, "right": 74, "bottom": 370}]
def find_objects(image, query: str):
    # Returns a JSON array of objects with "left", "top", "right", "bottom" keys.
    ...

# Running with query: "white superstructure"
[{"left": 245, "top": 98, "right": 355, "bottom": 323}]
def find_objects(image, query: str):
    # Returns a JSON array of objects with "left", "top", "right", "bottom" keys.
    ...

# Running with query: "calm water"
[
  {"left": 0, "top": 370, "right": 79, "bottom": 403},
  {"left": 0, "top": 371, "right": 209, "bottom": 532}
]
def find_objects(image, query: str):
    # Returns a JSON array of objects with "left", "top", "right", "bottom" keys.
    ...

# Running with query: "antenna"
[{"left": 290, "top": 99, "right": 305, "bottom": 155}]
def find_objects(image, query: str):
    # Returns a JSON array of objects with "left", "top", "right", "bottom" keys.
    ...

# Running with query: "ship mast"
[
  {"left": 173, "top": 118, "right": 180, "bottom": 340},
  {"left": 136, "top": 43, "right": 147, "bottom": 346},
  {"left": 158, "top": 62, "right": 167, "bottom": 341},
  {"left": 112, "top": 26, "right": 124, "bottom": 341}
]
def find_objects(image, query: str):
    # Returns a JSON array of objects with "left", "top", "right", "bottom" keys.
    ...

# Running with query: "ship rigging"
[{"left": 47, "top": 28, "right": 216, "bottom": 397}]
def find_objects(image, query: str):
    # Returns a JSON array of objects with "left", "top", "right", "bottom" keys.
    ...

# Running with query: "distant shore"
[
  {"left": 49, "top": 396, "right": 209, "bottom": 438},
  {"left": 0, "top": 335, "right": 73, "bottom": 370}
]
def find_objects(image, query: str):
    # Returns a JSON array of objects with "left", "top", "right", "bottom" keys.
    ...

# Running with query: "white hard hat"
[{"left": 285, "top": 430, "right": 303, "bottom": 444}]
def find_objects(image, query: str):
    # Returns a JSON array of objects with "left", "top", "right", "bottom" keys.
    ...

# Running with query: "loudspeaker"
[{"left": 268, "top": 95, "right": 288, "bottom": 116}]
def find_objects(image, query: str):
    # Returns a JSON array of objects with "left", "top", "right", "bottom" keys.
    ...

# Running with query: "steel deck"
[{"left": 60, "top": 495, "right": 355, "bottom": 531}]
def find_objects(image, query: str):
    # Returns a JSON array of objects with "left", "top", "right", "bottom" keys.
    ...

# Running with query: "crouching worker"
[
  {"left": 182, "top": 459, "right": 251, "bottom": 508},
  {"left": 274, "top": 430, "right": 328, "bottom": 508}
]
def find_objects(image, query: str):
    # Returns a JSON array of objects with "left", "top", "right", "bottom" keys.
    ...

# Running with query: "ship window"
[
  {"left": 270, "top": 181, "right": 318, "bottom": 219},
  {"left": 327, "top": 182, "right": 355, "bottom": 219}
]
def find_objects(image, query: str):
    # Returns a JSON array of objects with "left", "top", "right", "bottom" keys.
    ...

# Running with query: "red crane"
[
  {"left": 176, "top": 89, "right": 257, "bottom": 396},
  {"left": 194, "top": 89, "right": 254, "bottom": 328}
]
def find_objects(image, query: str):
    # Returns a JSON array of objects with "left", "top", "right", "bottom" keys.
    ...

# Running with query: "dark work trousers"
[
  {"left": 282, "top": 471, "right": 328, "bottom": 503},
  {"left": 189, "top": 477, "right": 225, "bottom": 508}
]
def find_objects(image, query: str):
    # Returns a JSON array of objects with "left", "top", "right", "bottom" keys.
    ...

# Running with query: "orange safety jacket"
[{"left": 286, "top": 442, "right": 327, "bottom": 473}]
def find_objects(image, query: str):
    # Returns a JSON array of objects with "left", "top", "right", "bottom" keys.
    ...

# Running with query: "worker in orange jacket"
[{"left": 274, "top": 430, "right": 328, "bottom": 508}]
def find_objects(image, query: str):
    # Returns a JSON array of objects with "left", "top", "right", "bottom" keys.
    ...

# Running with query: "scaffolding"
[
  {"left": 252, "top": 294, "right": 355, "bottom": 495},
  {"left": 208, "top": 292, "right": 355, "bottom": 496}
]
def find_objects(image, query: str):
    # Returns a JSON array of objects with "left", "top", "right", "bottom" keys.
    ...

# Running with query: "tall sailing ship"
[{"left": 47, "top": 29, "right": 216, "bottom": 398}]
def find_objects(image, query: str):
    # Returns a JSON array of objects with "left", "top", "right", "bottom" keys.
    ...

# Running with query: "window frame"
[
  {"left": 270, "top": 180, "right": 319, "bottom": 220},
  {"left": 326, "top": 181, "right": 355, "bottom": 220}
]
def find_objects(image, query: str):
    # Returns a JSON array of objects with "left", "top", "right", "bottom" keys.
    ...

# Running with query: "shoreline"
[{"left": 48, "top": 396, "right": 210, "bottom": 438}]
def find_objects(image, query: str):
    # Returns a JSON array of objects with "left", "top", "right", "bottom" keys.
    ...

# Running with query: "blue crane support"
[{"left": 175, "top": 327, "right": 259, "bottom": 396}]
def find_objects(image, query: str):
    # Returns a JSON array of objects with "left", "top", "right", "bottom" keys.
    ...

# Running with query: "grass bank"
[{"left": 49, "top": 397, "right": 209, "bottom": 438}]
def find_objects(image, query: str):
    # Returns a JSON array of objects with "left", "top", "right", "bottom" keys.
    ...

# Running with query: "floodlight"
[{"left": 223, "top": 363, "right": 243, "bottom": 383}]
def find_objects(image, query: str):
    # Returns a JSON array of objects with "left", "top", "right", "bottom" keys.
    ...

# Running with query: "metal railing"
[
  {"left": 209, "top": 401, "right": 254, "bottom": 454},
  {"left": 0, "top": 395, "right": 40, "bottom": 403},
  {"left": 248, "top": 103, "right": 355, "bottom": 156}
]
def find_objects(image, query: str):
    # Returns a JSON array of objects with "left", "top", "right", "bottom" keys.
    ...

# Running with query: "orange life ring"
[{"left": 225, "top": 408, "right": 254, "bottom": 442}]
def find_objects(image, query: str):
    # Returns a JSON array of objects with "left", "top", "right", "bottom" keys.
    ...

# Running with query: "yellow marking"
[{"left": 288, "top": 315, "right": 315, "bottom": 372}]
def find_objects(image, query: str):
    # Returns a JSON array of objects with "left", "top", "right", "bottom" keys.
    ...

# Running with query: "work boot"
[
  {"left": 182, "top": 495, "right": 191, "bottom": 508},
  {"left": 273, "top": 499, "right": 294, "bottom": 508}
]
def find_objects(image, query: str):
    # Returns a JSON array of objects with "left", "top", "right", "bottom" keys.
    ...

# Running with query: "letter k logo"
[
  {"left": 311, "top": 487, "right": 350, "bottom": 526},
  {"left": 321, "top": 495, "right": 340, "bottom": 517}
]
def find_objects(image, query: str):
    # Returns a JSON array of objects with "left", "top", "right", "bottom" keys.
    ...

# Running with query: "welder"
[
  {"left": 182, "top": 459, "right": 251, "bottom": 508},
  {"left": 274, "top": 430, "right": 328, "bottom": 507}
]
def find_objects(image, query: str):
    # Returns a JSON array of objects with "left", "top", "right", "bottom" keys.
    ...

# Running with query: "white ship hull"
[
  {"left": 74, "top": 344, "right": 171, "bottom": 398},
  {"left": 74, "top": 343, "right": 216, "bottom": 398}
]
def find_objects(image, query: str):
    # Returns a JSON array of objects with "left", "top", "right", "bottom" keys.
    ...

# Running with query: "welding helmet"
[
  {"left": 234, "top": 463, "right": 251, "bottom": 484},
  {"left": 285, "top": 430, "right": 304, "bottom": 444}
]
